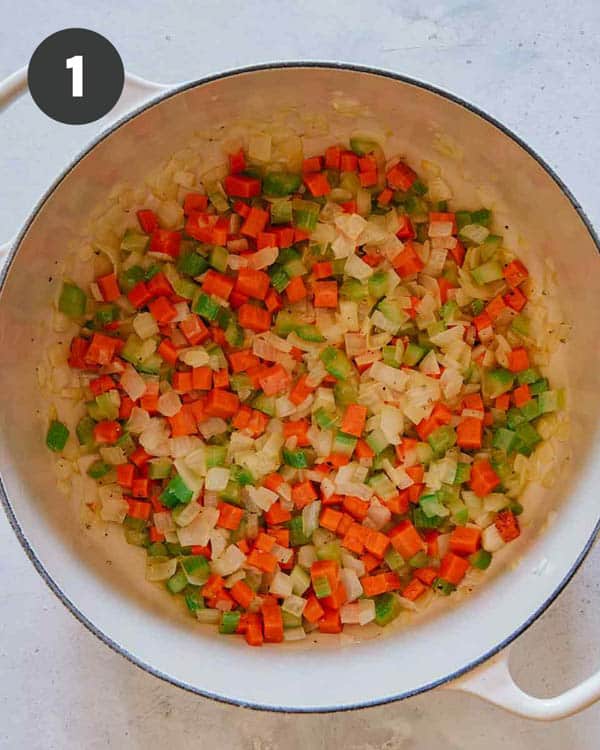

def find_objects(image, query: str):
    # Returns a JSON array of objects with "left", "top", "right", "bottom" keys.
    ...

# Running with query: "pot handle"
[
  {"left": 445, "top": 647, "right": 600, "bottom": 720},
  {"left": 0, "top": 66, "right": 170, "bottom": 260}
]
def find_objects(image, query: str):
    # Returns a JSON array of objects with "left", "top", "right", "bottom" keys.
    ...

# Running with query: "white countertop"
[{"left": 1, "top": 1, "right": 600, "bottom": 746}]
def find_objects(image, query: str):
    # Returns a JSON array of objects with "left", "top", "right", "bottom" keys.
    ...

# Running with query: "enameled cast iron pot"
[{"left": 0, "top": 63, "right": 599, "bottom": 718}]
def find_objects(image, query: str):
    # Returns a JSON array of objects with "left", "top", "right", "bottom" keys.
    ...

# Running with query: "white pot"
[{"left": 0, "top": 63, "right": 599, "bottom": 718}]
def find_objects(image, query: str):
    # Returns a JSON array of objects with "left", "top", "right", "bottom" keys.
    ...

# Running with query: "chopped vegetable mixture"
[{"left": 47, "top": 136, "right": 564, "bottom": 645}]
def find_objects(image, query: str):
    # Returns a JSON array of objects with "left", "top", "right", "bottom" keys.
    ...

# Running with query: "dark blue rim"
[{"left": 1, "top": 60, "right": 599, "bottom": 713}]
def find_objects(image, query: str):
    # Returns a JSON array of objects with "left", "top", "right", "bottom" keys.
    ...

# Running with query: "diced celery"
[
  {"left": 87, "top": 460, "right": 111, "bottom": 479},
  {"left": 313, "top": 575, "right": 332, "bottom": 599},
  {"left": 471, "top": 260, "right": 504, "bottom": 285},
  {"left": 76, "top": 416, "right": 96, "bottom": 446},
  {"left": 366, "top": 430, "right": 389, "bottom": 455},
  {"left": 349, "top": 137, "right": 378, "bottom": 155},
  {"left": 184, "top": 589, "right": 205, "bottom": 614},
  {"left": 177, "top": 250, "right": 208, "bottom": 277},
  {"left": 194, "top": 292, "right": 221, "bottom": 320},
  {"left": 316, "top": 541, "right": 342, "bottom": 563},
  {"left": 270, "top": 199, "right": 293, "bottom": 224},
  {"left": 288, "top": 517, "right": 310, "bottom": 547},
  {"left": 290, "top": 564, "right": 311, "bottom": 594},
  {"left": 296, "top": 324, "right": 325, "bottom": 342},
  {"left": 180, "top": 555, "right": 210, "bottom": 585},
  {"left": 252, "top": 393, "right": 276, "bottom": 416},
  {"left": 340, "top": 278, "right": 368, "bottom": 301},
  {"left": 469, "top": 549, "right": 492, "bottom": 570},
  {"left": 492, "top": 427, "right": 518, "bottom": 453},
  {"left": 269, "top": 265, "right": 290, "bottom": 292},
  {"left": 427, "top": 425, "right": 456, "bottom": 457},
  {"left": 470, "top": 208, "right": 492, "bottom": 227},
  {"left": 403, "top": 342, "right": 426, "bottom": 366},
  {"left": 58, "top": 282, "right": 87, "bottom": 318},
  {"left": 332, "top": 431, "right": 357, "bottom": 456},
  {"left": 368, "top": 270, "right": 390, "bottom": 300},
  {"left": 516, "top": 368, "right": 540, "bottom": 385},
  {"left": 161, "top": 474, "right": 193, "bottom": 507},
  {"left": 432, "top": 577, "right": 456, "bottom": 595},
  {"left": 384, "top": 547, "right": 405, "bottom": 571},
  {"left": 471, "top": 298, "right": 485, "bottom": 316},
  {"left": 455, "top": 211, "right": 472, "bottom": 230},
  {"left": 412, "top": 506, "right": 444, "bottom": 529},
  {"left": 166, "top": 569, "right": 188, "bottom": 594},
  {"left": 538, "top": 389, "right": 565, "bottom": 413},
  {"left": 515, "top": 422, "right": 541, "bottom": 455},
  {"left": 292, "top": 199, "right": 320, "bottom": 231},
  {"left": 120, "top": 228, "right": 149, "bottom": 254},
  {"left": 333, "top": 380, "right": 358, "bottom": 408},
  {"left": 209, "top": 245, "right": 229, "bottom": 273},
  {"left": 511, "top": 314, "right": 530, "bottom": 338},
  {"left": 263, "top": 172, "right": 302, "bottom": 197},
  {"left": 148, "top": 458, "right": 172, "bottom": 479},
  {"left": 484, "top": 368, "right": 514, "bottom": 399},
  {"left": 119, "top": 265, "right": 146, "bottom": 293},
  {"left": 453, "top": 462, "right": 471, "bottom": 484},
  {"left": 46, "top": 420, "right": 69, "bottom": 452},
  {"left": 282, "top": 447, "right": 309, "bottom": 469},
  {"left": 205, "top": 445, "right": 227, "bottom": 468},
  {"left": 529, "top": 378, "right": 549, "bottom": 396},
  {"left": 374, "top": 592, "right": 402, "bottom": 626},
  {"left": 420, "top": 492, "right": 449, "bottom": 519}
]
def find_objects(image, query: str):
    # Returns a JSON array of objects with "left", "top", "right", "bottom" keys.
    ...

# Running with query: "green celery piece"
[
  {"left": 209, "top": 246, "right": 229, "bottom": 273},
  {"left": 166, "top": 569, "right": 188, "bottom": 594},
  {"left": 147, "top": 542, "right": 169, "bottom": 557},
  {"left": 230, "top": 373, "right": 252, "bottom": 394},
  {"left": 506, "top": 407, "right": 527, "bottom": 430},
  {"left": 519, "top": 398, "right": 541, "bottom": 422},
  {"left": 374, "top": 593, "right": 402, "bottom": 626},
  {"left": 382, "top": 345, "right": 400, "bottom": 368},
  {"left": 219, "top": 481, "right": 242, "bottom": 505},
  {"left": 161, "top": 474, "right": 193, "bottom": 507},
  {"left": 492, "top": 427, "right": 518, "bottom": 453},
  {"left": 340, "top": 278, "right": 368, "bottom": 301},
  {"left": 252, "top": 393, "right": 276, "bottom": 416},
  {"left": 320, "top": 346, "right": 353, "bottom": 379},
  {"left": 194, "top": 293, "right": 221, "bottom": 320},
  {"left": 419, "top": 492, "right": 450, "bottom": 519},
  {"left": 511, "top": 314, "right": 530, "bottom": 338},
  {"left": 219, "top": 610, "right": 241, "bottom": 634},
  {"left": 368, "top": 270, "right": 389, "bottom": 299},
  {"left": 403, "top": 342, "right": 426, "bottom": 366},
  {"left": 333, "top": 431, "right": 358, "bottom": 456},
  {"left": 471, "top": 260, "right": 504, "bottom": 285},
  {"left": 269, "top": 265, "right": 290, "bottom": 293},
  {"left": 408, "top": 550, "right": 429, "bottom": 568},
  {"left": 333, "top": 379, "right": 358, "bottom": 408},
  {"left": 470, "top": 208, "right": 492, "bottom": 227},
  {"left": 184, "top": 589, "right": 205, "bottom": 614},
  {"left": 180, "top": 555, "right": 210, "bottom": 584},
  {"left": 515, "top": 422, "right": 541, "bottom": 454},
  {"left": 366, "top": 430, "right": 389, "bottom": 455},
  {"left": 427, "top": 425, "right": 456, "bottom": 457},
  {"left": 119, "top": 265, "right": 145, "bottom": 293},
  {"left": 412, "top": 506, "right": 444, "bottom": 529},
  {"left": 384, "top": 547, "right": 405, "bottom": 571},
  {"left": 145, "top": 264, "right": 162, "bottom": 280},
  {"left": 230, "top": 465, "right": 254, "bottom": 486},
  {"left": 484, "top": 368, "right": 514, "bottom": 399},
  {"left": 148, "top": 458, "right": 172, "bottom": 479},
  {"left": 471, "top": 298, "right": 485, "bottom": 316},
  {"left": 76, "top": 416, "right": 96, "bottom": 446},
  {"left": 440, "top": 300, "right": 458, "bottom": 323},
  {"left": 349, "top": 137, "right": 378, "bottom": 156},
  {"left": 453, "top": 462, "right": 471, "bottom": 484},
  {"left": 432, "top": 577, "right": 456, "bottom": 596},
  {"left": 282, "top": 611, "right": 303, "bottom": 629},
  {"left": 87, "top": 460, "right": 111, "bottom": 479},
  {"left": 270, "top": 199, "right": 294, "bottom": 224},
  {"left": 120, "top": 228, "right": 149, "bottom": 254},
  {"left": 455, "top": 211, "right": 472, "bottom": 230},
  {"left": 124, "top": 527, "right": 149, "bottom": 547},
  {"left": 177, "top": 250, "right": 208, "bottom": 277},
  {"left": 529, "top": 378, "right": 549, "bottom": 396},
  {"left": 538, "top": 389, "right": 565, "bottom": 413},
  {"left": 263, "top": 172, "right": 302, "bottom": 197},
  {"left": 313, "top": 575, "right": 332, "bottom": 599},
  {"left": 46, "top": 420, "right": 69, "bottom": 452},
  {"left": 224, "top": 320, "right": 244, "bottom": 348},
  {"left": 205, "top": 445, "right": 227, "bottom": 467},
  {"left": 316, "top": 541, "right": 342, "bottom": 563},
  {"left": 216, "top": 306, "right": 232, "bottom": 329},
  {"left": 58, "top": 282, "right": 87, "bottom": 318},
  {"left": 94, "top": 304, "right": 120, "bottom": 327},
  {"left": 469, "top": 549, "right": 492, "bottom": 570},
  {"left": 292, "top": 199, "right": 320, "bottom": 231},
  {"left": 516, "top": 367, "right": 541, "bottom": 385},
  {"left": 288, "top": 516, "right": 310, "bottom": 547},
  {"left": 282, "top": 447, "right": 309, "bottom": 469},
  {"left": 296, "top": 324, "right": 325, "bottom": 343},
  {"left": 314, "top": 407, "right": 338, "bottom": 430}
]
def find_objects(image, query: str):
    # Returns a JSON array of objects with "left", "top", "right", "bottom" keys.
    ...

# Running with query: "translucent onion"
[
  {"left": 247, "top": 246, "right": 278, "bottom": 270},
  {"left": 173, "top": 500, "right": 201, "bottom": 527},
  {"left": 133, "top": 312, "right": 159, "bottom": 340},
  {"left": 211, "top": 544, "right": 246, "bottom": 577},
  {"left": 269, "top": 571, "right": 294, "bottom": 598},
  {"left": 146, "top": 557, "right": 178, "bottom": 582},
  {"left": 158, "top": 390, "right": 182, "bottom": 417},
  {"left": 121, "top": 365, "right": 147, "bottom": 401},
  {"left": 176, "top": 506, "right": 219, "bottom": 547},
  {"left": 340, "top": 568, "right": 363, "bottom": 603},
  {"left": 205, "top": 467, "right": 230, "bottom": 491}
]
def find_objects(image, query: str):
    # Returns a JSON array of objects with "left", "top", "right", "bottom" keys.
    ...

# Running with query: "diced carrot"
[
  {"left": 218, "top": 503, "right": 244, "bottom": 530},
  {"left": 232, "top": 405, "right": 252, "bottom": 430},
  {"left": 179, "top": 315, "right": 209, "bottom": 345},
  {"left": 393, "top": 240, "right": 424, "bottom": 277},
  {"left": 340, "top": 200, "right": 357, "bottom": 214},
  {"left": 85, "top": 333, "right": 119, "bottom": 366},
  {"left": 204, "top": 389, "right": 239, "bottom": 419},
  {"left": 191, "top": 366, "right": 212, "bottom": 390},
  {"left": 127, "top": 499, "right": 152, "bottom": 521},
  {"left": 336, "top": 513, "right": 354, "bottom": 537},
  {"left": 228, "top": 349, "right": 259, "bottom": 374},
  {"left": 224, "top": 174, "right": 261, "bottom": 198},
  {"left": 116, "top": 463, "right": 135, "bottom": 488},
  {"left": 285, "top": 276, "right": 308, "bottom": 303},
  {"left": 342, "top": 495, "right": 369, "bottom": 521},
  {"left": 302, "top": 155, "right": 324, "bottom": 173},
  {"left": 324, "top": 146, "right": 341, "bottom": 170},
  {"left": 155, "top": 338, "right": 177, "bottom": 366},
  {"left": 495, "top": 509, "right": 520, "bottom": 542},
  {"left": 457, "top": 417, "right": 483, "bottom": 450},
  {"left": 513, "top": 383, "right": 531, "bottom": 408},
  {"left": 340, "top": 151, "right": 358, "bottom": 172},
  {"left": 354, "top": 438, "right": 375, "bottom": 460},
  {"left": 258, "top": 363, "right": 291, "bottom": 396},
  {"left": 473, "top": 311, "right": 493, "bottom": 333},
  {"left": 228, "top": 148, "right": 246, "bottom": 175},
  {"left": 438, "top": 277, "right": 455, "bottom": 304},
  {"left": 97, "top": 273, "right": 121, "bottom": 302},
  {"left": 264, "top": 501, "right": 291, "bottom": 526},
  {"left": 230, "top": 580, "right": 254, "bottom": 609},
  {"left": 130, "top": 447, "right": 151, "bottom": 468},
  {"left": 310, "top": 560, "right": 339, "bottom": 593},
  {"left": 439, "top": 552, "right": 470, "bottom": 585},
  {"left": 495, "top": 393, "right": 511, "bottom": 411},
  {"left": 312, "top": 280, "right": 338, "bottom": 308},
  {"left": 341, "top": 523, "right": 366, "bottom": 555},
  {"left": 389, "top": 520, "right": 424, "bottom": 559},
  {"left": 235, "top": 268, "right": 271, "bottom": 300},
  {"left": 470, "top": 459, "right": 500, "bottom": 498},
  {"left": 320, "top": 507, "right": 343, "bottom": 532},
  {"left": 245, "top": 613, "right": 263, "bottom": 646},
  {"left": 148, "top": 296, "right": 177, "bottom": 325},
  {"left": 93, "top": 420, "right": 121, "bottom": 445},
  {"left": 183, "top": 193, "right": 208, "bottom": 214},
  {"left": 363, "top": 528, "right": 390, "bottom": 559},
  {"left": 265, "top": 288, "right": 282, "bottom": 313},
  {"left": 377, "top": 187, "right": 393, "bottom": 206},
  {"left": 405, "top": 464, "right": 424, "bottom": 483},
  {"left": 386, "top": 161, "right": 417, "bottom": 191},
  {"left": 340, "top": 403, "right": 367, "bottom": 438},
  {"left": 137, "top": 209, "right": 158, "bottom": 234},
  {"left": 486, "top": 294, "right": 507, "bottom": 321},
  {"left": 504, "top": 259, "right": 529, "bottom": 288},
  {"left": 312, "top": 261, "right": 333, "bottom": 279},
  {"left": 263, "top": 473, "right": 284, "bottom": 492},
  {"left": 168, "top": 405, "right": 198, "bottom": 436},
  {"left": 291, "top": 480, "right": 318, "bottom": 509},
  {"left": 395, "top": 214, "right": 416, "bottom": 240},
  {"left": 359, "top": 553, "right": 378, "bottom": 574},
  {"left": 383, "top": 492, "right": 410, "bottom": 515},
  {"left": 449, "top": 526, "right": 481, "bottom": 556},
  {"left": 202, "top": 270, "right": 235, "bottom": 300},
  {"left": 255, "top": 532, "right": 276, "bottom": 552},
  {"left": 289, "top": 374, "right": 315, "bottom": 405},
  {"left": 360, "top": 573, "right": 389, "bottom": 597},
  {"left": 303, "top": 594, "right": 325, "bottom": 624},
  {"left": 241, "top": 207, "right": 269, "bottom": 238},
  {"left": 119, "top": 395, "right": 134, "bottom": 420},
  {"left": 283, "top": 419, "right": 310, "bottom": 446},
  {"left": 414, "top": 566, "right": 438, "bottom": 586},
  {"left": 213, "top": 369, "right": 229, "bottom": 389},
  {"left": 321, "top": 580, "right": 347, "bottom": 612},
  {"left": 90, "top": 374, "right": 115, "bottom": 396},
  {"left": 508, "top": 347, "right": 529, "bottom": 373},
  {"left": 504, "top": 286, "right": 527, "bottom": 312},
  {"left": 359, "top": 170, "right": 377, "bottom": 187},
  {"left": 247, "top": 409, "right": 269, "bottom": 437},
  {"left": 271, "top": 225, "right": 295, "bottom": 248},
  {"left": 303, "top": 171, "right": 331, "bottom": 197},
  {"left": 149, "top": 229, "right": 181, "bottom": 258},
  {"left": 131, "top": 478, "right": 149, "bottom": 498},
  {"left": 149, "top": 526, "right": 165, "bottom": 543},
  {"left": 449, "top": 239, "right": 466, "bottom": 266},
  {"left": 402, "top": 578, "right": 426, "bottom": 601},
  {"left": 318, "top": 609, "right": 342, "bottom": 634},
  {"left": 237, "top": 303, "right": 271, "bottom": 332},
  {"left": 247, "top": 549, "right": 278, "bottom": 574}
]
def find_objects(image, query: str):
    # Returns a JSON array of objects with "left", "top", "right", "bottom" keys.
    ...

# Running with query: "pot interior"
[{"left": 0, "top": 66, "right": 599, "bottom": 710}]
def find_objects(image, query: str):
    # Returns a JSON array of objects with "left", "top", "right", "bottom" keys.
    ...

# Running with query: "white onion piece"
[
  {"left": 158, "top": 390, "right": 182, "bottom": 417},
  {"left": 121, "top": 365, "right": 147, "bottom": 401}
]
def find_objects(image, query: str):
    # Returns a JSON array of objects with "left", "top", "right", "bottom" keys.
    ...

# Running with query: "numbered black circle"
[{"left": 28, "top": 29, "right": 124, "bottom": 124}]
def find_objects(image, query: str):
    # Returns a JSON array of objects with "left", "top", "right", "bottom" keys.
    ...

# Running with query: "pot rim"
[{"left": 1, "top": 60, "right": 599, "bottom": 713}]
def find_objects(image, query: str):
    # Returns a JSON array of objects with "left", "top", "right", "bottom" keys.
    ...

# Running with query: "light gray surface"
[{"left": 0, "top": 1, "right": 599, "bottom": 747}]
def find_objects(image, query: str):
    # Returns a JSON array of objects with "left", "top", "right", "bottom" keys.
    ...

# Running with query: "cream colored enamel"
[{"left": 0, "top": 66, "right": 598, "bottom": 711}]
